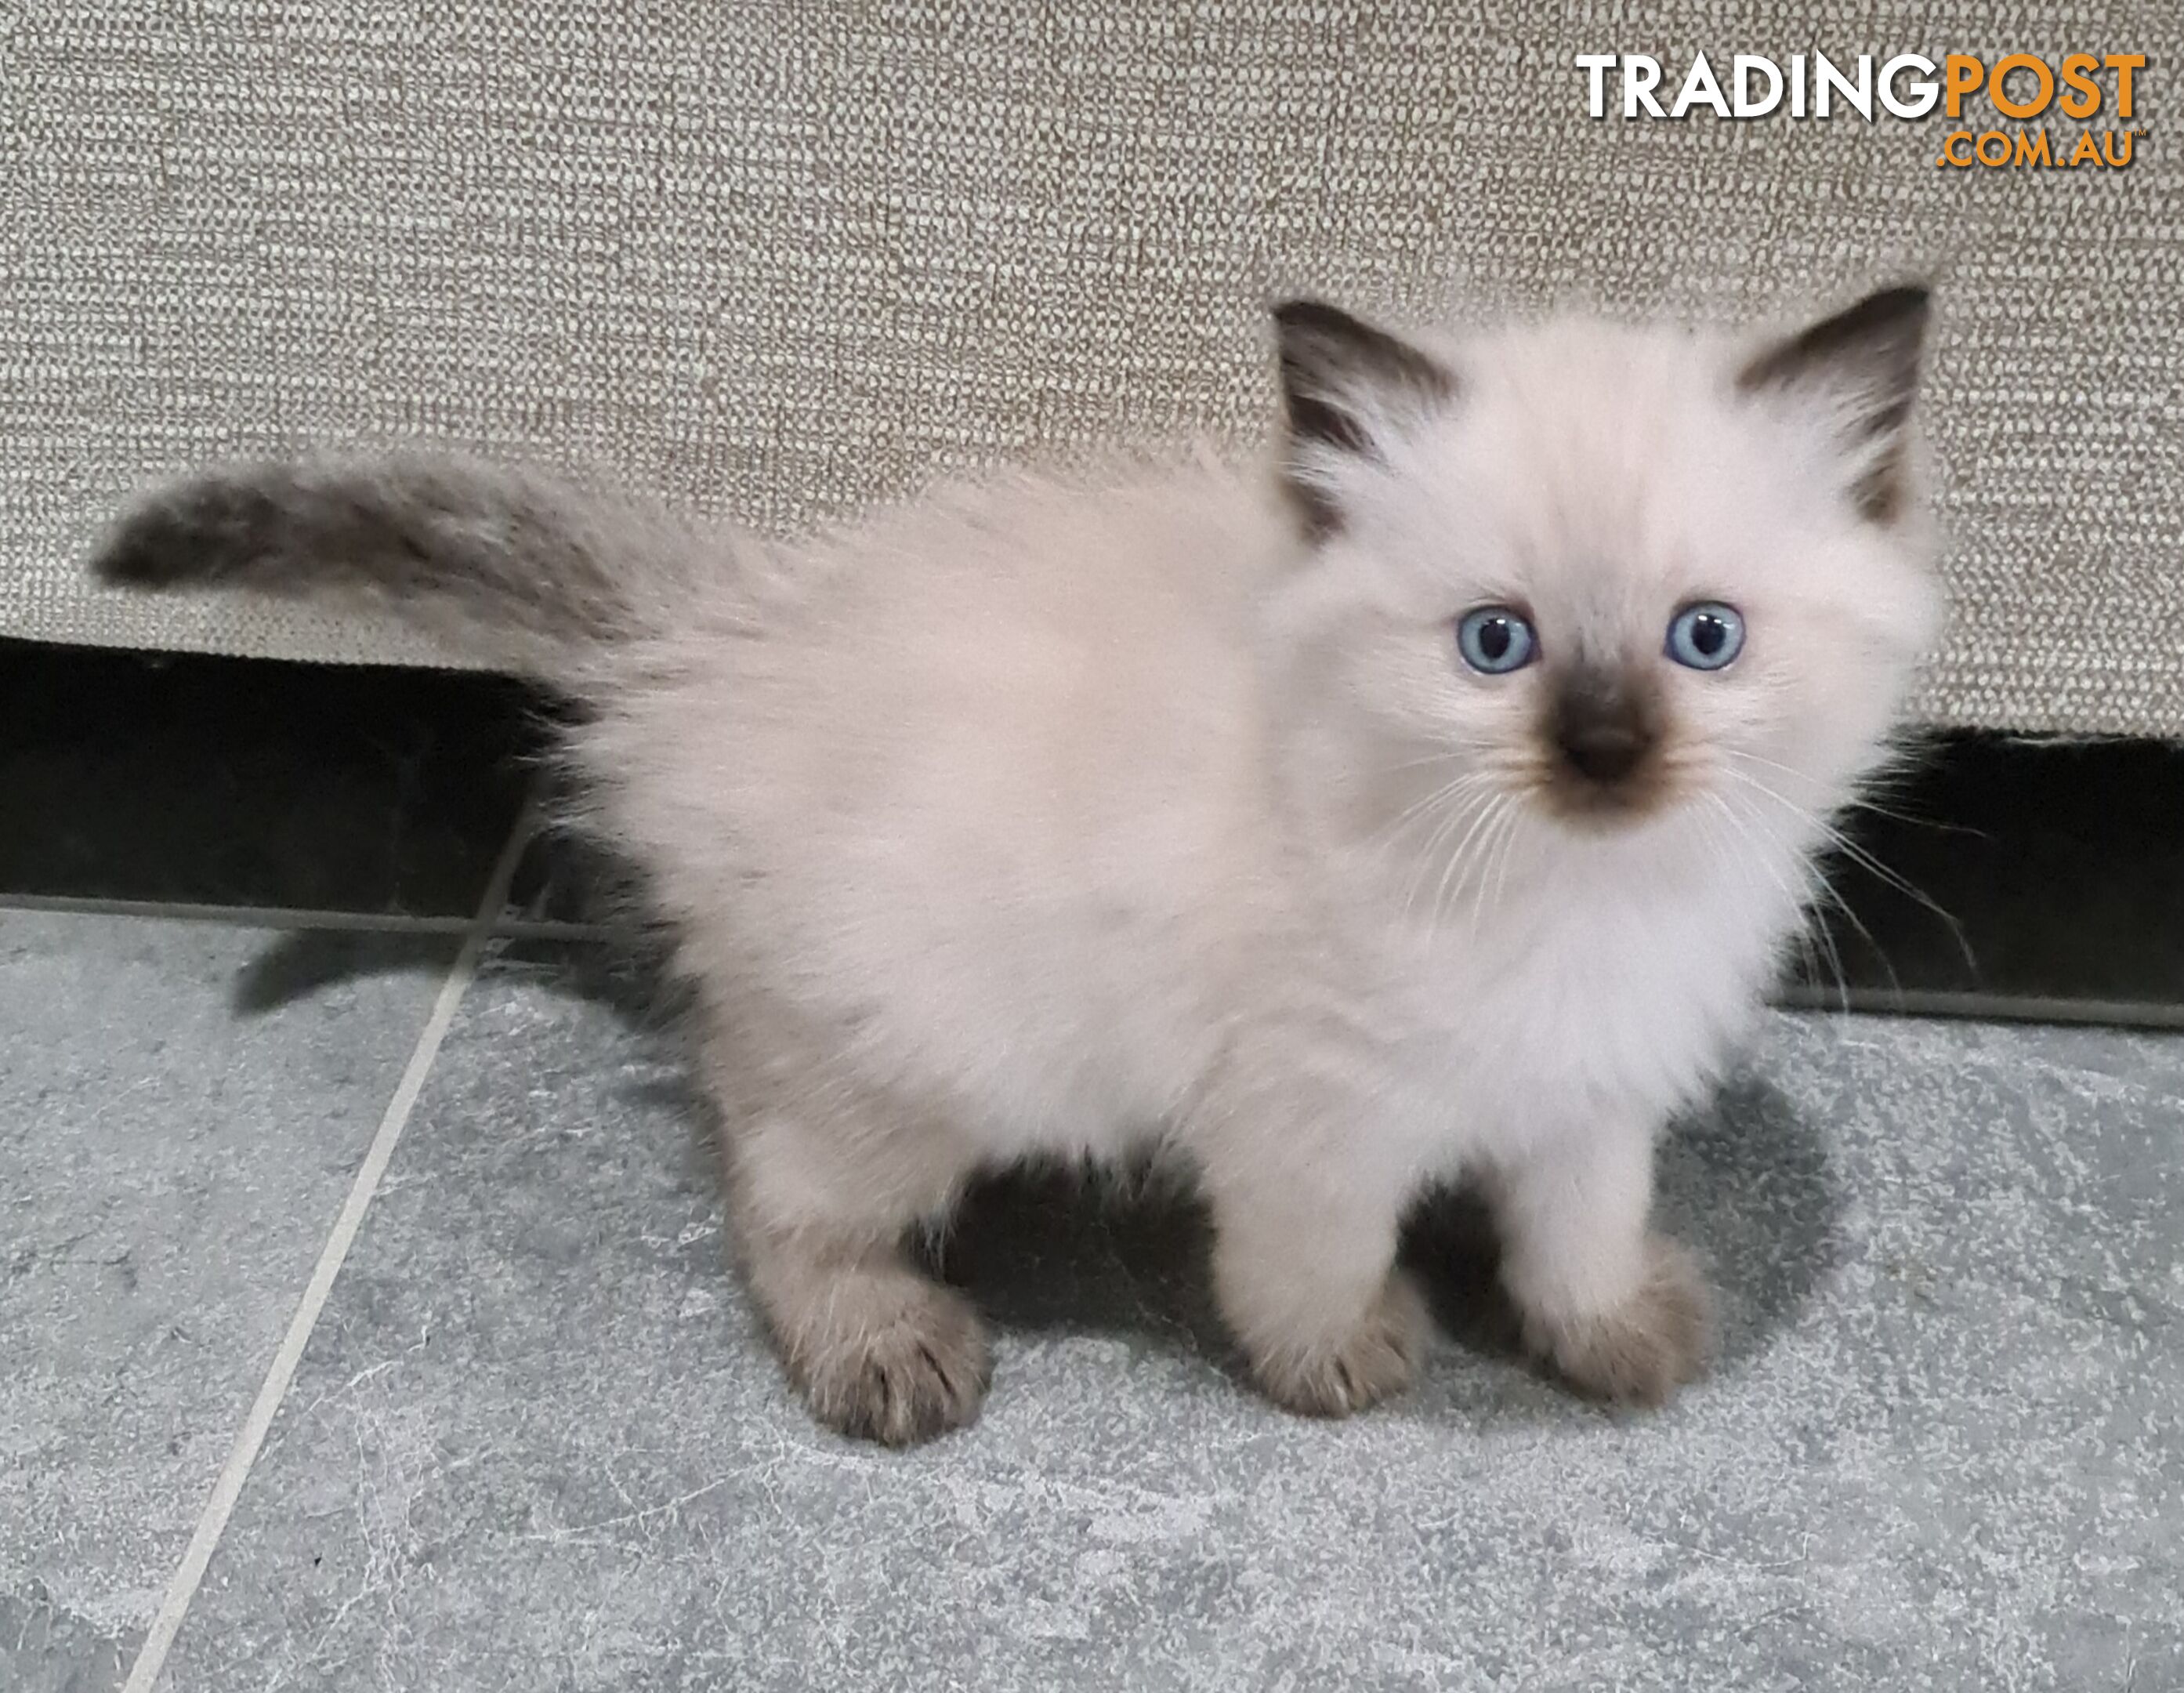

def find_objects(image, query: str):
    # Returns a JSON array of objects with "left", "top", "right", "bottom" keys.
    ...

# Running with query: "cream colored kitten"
[{"left": 94, "top": 287, "right": 1940, "bottom": 1445}]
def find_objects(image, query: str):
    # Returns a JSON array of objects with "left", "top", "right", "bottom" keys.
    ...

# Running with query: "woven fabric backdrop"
[{"left": 2, "top": 2, "right": 2178, "bottom": 734}]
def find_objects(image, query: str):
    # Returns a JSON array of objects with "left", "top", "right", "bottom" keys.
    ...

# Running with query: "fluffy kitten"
[{"left": 93, "top": 286, "right": 1940, "bottom": 1445}]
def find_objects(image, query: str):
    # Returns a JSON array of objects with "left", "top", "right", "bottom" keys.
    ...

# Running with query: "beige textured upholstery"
[{"left": 3, "top": 4, "right": 2178, "bottom": 734}]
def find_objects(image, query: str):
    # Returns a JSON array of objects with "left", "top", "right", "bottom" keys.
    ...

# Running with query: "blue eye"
[
  {"left": 1666, "top": 602, "right": 1745, "bottom": 671},
  {"left": 1455, "top": 606, "right": 1537, "bottom": 675}
]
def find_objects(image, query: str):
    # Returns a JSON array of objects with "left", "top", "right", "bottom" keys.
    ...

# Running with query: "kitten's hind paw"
[
  {"left": 787, "top": 1274, "right": 993, "bottom": 1447},
  {"left": 1250, "top": 1269, "right": 1429, "bottom": 1418},
  {"left": 1523, "top": 1234, "right": 1712, "bottom": 1408}
]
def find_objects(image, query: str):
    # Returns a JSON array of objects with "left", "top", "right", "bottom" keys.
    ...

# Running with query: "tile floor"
[
  {"left": 5, "top": 644, "right": 2182, "bottom": 1689},
  {"left": 8, "top": 862, "right": 2184, "bottom": 1690}
]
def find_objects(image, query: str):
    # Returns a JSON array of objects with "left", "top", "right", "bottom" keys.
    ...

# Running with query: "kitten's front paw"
[
  {"left": 1521, "top": 1235, "right": 1712, "bottom": 1407},
  {"left": 790, "top": 1278, "right": 993, "bottom": 1447},
  {"left": 1250, "top": 1270, "right": 1429, "bottom": 1418}
]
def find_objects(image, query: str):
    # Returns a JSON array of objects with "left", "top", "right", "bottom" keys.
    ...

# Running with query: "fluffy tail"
[{"left": 91, "top": 452, "right": 712, "bottom": 680}]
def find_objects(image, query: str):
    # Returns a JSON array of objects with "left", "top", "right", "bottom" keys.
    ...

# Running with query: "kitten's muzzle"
[{"left": 1544, "top": 670, "right": 1668, "bottom": 818}]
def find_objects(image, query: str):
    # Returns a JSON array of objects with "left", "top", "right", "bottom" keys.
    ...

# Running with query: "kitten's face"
[{"left": 1267, "top": 292, "right": 1942, "bottom": 883}]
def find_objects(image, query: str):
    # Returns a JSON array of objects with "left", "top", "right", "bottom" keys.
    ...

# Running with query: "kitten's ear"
[
  {"left": 1737, "top": 285, "right": 1932, "bottom": 524},
  {"left": 1272, "top": 299, "right": 1455, "bottom": 539}
]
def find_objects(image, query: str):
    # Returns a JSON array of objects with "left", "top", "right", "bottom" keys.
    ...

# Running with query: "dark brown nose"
[
  {"left": 1557, "top": 720, "right": 1647, "bottom": 783},
  {"left": 1550, "top": 669, "right": 1659, "bottom": 788}
]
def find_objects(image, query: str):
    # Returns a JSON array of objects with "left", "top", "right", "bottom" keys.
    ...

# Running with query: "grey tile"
[
  {"left": 0, "top": 912, "right": 458, "bottom": 1687},
  {"left": 165, "top": 953, "right": 2184, "bottom": 1691}
]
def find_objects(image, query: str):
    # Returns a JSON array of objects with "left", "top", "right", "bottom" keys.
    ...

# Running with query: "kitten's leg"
[
  {"left": 1197, "top": 1104, "right": 1427, "bottom": 1416},
  {"left": 710, "top": 1021, "right": 991, "bottom": 1446},
  {"left": 1483, "top": 1115, "right": 1711, "bottom": 1405}
]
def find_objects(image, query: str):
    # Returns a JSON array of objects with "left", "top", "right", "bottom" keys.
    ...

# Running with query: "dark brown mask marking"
[{"left": 1545, "top": 665, "right": 1668, "bottom": 817}]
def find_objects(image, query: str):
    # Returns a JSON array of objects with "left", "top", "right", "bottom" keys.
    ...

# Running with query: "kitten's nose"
[
  {"left": 1549, "top": 668, "right": 1660, "bottom": 792},
  {"left": 1556, "top": 720, "right": 1646, "bottom": 783}
]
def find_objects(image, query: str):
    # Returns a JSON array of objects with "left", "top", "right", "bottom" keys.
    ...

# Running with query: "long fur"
[
  {"left": 94, "top": 451, "right": 709, "bottom": 681},
  {"left": 92, "top": 288, "right": 1941, "bottom": 1443}
]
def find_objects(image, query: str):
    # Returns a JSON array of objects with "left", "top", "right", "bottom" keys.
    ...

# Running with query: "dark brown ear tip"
[
  {"left": 1832, "top": 285, "right": 1932, "bottom": 346},
  {"left": 1864, "top": 283, "right": 1932, "bottom": 322},
  {"left": 1271, "top": 297, "right": 1364, "bottom": 335}
]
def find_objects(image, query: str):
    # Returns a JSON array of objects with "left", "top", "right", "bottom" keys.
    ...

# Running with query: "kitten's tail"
[{"left": 90, "top": 452, "right": 715, "bottom": 684}]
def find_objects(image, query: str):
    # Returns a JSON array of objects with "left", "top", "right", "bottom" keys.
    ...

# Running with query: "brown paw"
[
  {"left": 790, "top": 1278, "right": 993, "bottom": 1447},
  {"left": 1251, "top": 1270, "right": 1429, "bottom": 1418},
  {"left": 1521, "top": 1235, "right": 1712, "bottom": 1407}
]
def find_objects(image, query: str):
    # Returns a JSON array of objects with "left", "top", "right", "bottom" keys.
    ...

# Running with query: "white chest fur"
[{"left": 1375, "top": 832, "right": 1805, "bottom": 1171}]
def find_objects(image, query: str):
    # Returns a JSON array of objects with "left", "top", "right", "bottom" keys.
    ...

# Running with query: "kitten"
[{"left": 92, "top": 286, "right": 1941, "bottom": 1445}]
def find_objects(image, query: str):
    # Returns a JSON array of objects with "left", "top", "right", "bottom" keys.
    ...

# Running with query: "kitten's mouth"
[
  {"left": 1527, "top": 738, "right": 1699, "bottom": 831},
  {"left": 1535, "top": 763, "right": 1681, "bottom": 831}
]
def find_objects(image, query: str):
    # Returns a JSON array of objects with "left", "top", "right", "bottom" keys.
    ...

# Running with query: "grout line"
[
  {"left": 0, "top": 890, "right": 624, "bottom": 944},
  {"left": 118, "top": 807, "right": 538, "bottom": 1693}
]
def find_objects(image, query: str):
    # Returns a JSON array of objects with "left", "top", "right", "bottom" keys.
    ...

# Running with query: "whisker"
[
  {"left": 1719, "top": 766, "right": 1977, "bottom": 978},
  {"left": 1400, "top": 781, "right": 1494, "bottom": 922},
  {"left": 1691, "top": 796, "right": 1836, "bottom": 1007},
  {"left": 1376, "top": 770, "right": 1491, "bottom": 841},
  {"left": 1712, "top": 788, "right": 1883, "bottom": 1010},
  {"left": 1376, "top": 770, "right": 1498, "bottom": 897},
  {"left": 1428, "top": 791, "right": 1510, "bottom": 933},
  {"left": 1454, "top": 795, "right": 1523, "bottom": 947},
  {"left": 1704, "top": 791, "right": 1850, "bottom": 1010},
  {"left": 1483, "top": 797, "right": 1524, "bottom": 921},
  {"left": 1385, "top": 748, "right": 1473, "bottom": 774},
  {"left": 1724, "top": 748, "right": 1983, "bottom": 839}
]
